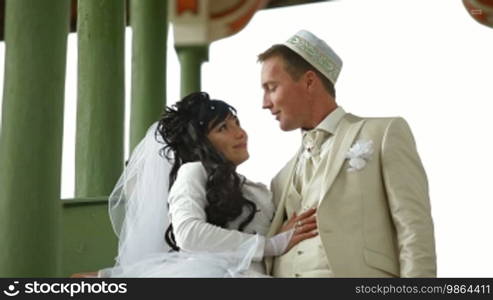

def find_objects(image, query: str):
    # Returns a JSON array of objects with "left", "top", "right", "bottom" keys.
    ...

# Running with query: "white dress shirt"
[{"left": 295, "top": 106, "right": 346, "bottom": 193}]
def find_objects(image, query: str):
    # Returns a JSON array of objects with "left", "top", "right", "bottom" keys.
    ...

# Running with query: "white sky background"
[{"left": 0, "top": 0, "right": 492, "bottom": 276}]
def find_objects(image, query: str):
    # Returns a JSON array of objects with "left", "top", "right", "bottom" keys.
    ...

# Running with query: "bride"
[{"left": 99, "top": 92, "right": 318, "bottom": 277}]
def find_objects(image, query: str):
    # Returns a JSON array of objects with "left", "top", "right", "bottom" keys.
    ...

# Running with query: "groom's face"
[{"left": 261, "top": 56, "right": 308, "bottom": 131}]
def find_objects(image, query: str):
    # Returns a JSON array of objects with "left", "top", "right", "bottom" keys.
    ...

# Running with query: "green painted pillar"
[
  {"left": 129, "top": 0, "right": 168, "bottom": 151},
  {"left": 0, "top": 0, "right": 69, "bottom": 276},
  {"left": 75, "top": 0, "right": 125, "bottom": 197},
  {"left": 175, "top": 45, "right": 209, "bottom": 98}
]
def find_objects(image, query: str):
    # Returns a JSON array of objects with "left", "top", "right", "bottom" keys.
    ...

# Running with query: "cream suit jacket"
[{"left": 265, "top": 113, "right": 436, "bottom": 277}]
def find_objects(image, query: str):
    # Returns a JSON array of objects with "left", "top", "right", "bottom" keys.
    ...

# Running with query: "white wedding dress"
[{"left": 99, "top": 124, "right": 275, "bottom": 278}]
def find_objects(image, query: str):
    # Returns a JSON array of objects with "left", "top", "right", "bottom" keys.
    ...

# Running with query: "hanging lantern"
[
  {"left": 463, "top": 0, "right": 493, "bottom": 29},
  {"left": 170, "top": 0, "right": 269, "bottom": 46}
]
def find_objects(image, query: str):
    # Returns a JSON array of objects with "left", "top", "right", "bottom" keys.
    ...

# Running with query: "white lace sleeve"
[{"left": 168, "top": 162, "right": 266, "bottom": 261}]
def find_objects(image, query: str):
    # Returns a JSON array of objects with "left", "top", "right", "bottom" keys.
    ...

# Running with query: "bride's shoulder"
[
  {"left": 241, "top": 175, "right": 268, "bottom": 189},
  {"left": 243, "top": 177, "right": 271, "bottom": 196},
  {"left": 170, "top": 162, "right": 207, "bottom": 194},
  {"left": 176, "top": 162, "right": 207, "bottom": 182}
]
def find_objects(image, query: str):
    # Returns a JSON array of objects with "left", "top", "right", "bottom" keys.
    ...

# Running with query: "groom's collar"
[{"left": 301, "top": 106, "right": 346, "bottom": 136}]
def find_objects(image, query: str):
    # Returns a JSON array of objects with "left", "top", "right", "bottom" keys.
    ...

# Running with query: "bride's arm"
[{"left": 168, "top": 162, "right": 266, "bottom": 261}]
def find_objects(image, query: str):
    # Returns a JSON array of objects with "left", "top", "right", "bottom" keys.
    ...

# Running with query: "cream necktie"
[{"left": 299, "top": 129, "right": 328, "bottom": 190}]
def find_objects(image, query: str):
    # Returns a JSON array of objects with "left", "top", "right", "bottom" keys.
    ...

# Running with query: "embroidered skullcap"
[{"left": 283, "top": 30, "right": 342, "bottom": 84}]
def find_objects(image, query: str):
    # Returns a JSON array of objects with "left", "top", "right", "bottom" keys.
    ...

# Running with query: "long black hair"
[{"left": 156, "top": 92, "right": 257, "bottom": 251}]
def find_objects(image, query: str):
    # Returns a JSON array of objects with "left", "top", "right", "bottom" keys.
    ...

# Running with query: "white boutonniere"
[{"left": 345, "top": 139, "right": 374, "bottom": 172}]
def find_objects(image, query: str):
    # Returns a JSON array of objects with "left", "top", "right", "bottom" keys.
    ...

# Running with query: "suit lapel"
[
  {"left": 266, "top": 150, "right": 300, "bottom": 237},
  {"left": 265, "top": 149, "right": 301, "bottom": 273},
  {"left": 318, "top": 115, "right": 365, "bottom": 207}
]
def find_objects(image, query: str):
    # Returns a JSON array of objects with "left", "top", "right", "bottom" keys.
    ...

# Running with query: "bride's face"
[{"left": 207, "top": 114, "right": 249, "bottom": 166}]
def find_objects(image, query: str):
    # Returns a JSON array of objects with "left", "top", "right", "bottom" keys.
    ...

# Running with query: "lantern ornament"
[
  {"left": 463, "top": 0, "right": 493, "bottom": 29},
  {"left": 170, "top": 0, "right": 269, "bottom": 46}
]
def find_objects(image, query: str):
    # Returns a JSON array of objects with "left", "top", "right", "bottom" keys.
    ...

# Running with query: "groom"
[{"left": 258, "top": 30, "right": 436, "bottom": 277}]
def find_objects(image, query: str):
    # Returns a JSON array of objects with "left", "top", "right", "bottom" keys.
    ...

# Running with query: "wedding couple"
[{"left": 101, "top": 30, "right": 436, "bottom": 278}]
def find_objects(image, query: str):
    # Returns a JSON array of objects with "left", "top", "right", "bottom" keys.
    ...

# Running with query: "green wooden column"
[
  {"left": 75, "top": 0, "right": 125, "bottom": 197},
  {"left": 175, "top": 45, "right": 209, "bottom": 98},
  {"left": 129, "top": 0, "right": 168, "bottom": 151},
  {"left": 0, "top": 0, "right": 69, "bottom": 276}
]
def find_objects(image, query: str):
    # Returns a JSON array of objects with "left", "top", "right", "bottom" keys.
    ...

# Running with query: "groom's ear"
[{"left": 304, "top": 70, "right": 317, "bottom": 90}]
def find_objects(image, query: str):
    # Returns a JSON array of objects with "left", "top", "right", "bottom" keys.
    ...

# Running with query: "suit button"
[
  {"left": 295, "top": 273, "right": 301, "bottom": 277},
  {"left": 297, "top": 250, "right": 303, "bottom": 255}
]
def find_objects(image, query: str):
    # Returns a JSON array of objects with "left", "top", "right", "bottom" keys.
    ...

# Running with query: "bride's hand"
[
  {"left": 280, "top": 208, "right": 318, "bottom": 252},
  {"left": 263, "top": 208, "right": 318, "bottom": 257}
]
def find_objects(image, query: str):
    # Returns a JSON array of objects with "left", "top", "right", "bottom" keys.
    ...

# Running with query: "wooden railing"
[{"left": 60, "top": 197, "right": 117, "bottom": 277}]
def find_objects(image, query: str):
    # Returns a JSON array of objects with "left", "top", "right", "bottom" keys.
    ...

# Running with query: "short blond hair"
[{"left": 258, "top": 44, "right": 335, "bottom": 98}]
